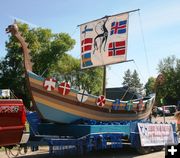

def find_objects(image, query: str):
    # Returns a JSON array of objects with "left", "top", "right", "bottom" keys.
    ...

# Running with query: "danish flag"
[
  {"left": 81, "top": 38, "right": 93, "bottom": 53},
  {"left": 58, "top": 82, "right": 71, "bottom": 96}
]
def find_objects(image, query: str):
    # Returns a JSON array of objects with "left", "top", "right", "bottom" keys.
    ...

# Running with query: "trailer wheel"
[
  {"left": 152, "top": 146, "right": 164, "bottom": 151},
  {"left": 136, "top": 146, "right": 151, "bottom": 154}
]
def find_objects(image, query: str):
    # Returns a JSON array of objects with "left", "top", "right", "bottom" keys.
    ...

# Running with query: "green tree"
[
  {"left": 157, "top": 55, "right": 180, "bottom": 105},
  {"left": 122, "top": 69, "right": 143, "bottom": 93},
  {"left": 50, "top": 54, "right": 103, "bottom": 95},
  {"left": 131, "top": 70, "right": 143, "bottom": 90},
  {"left": 78, "top": 67, "right": 103, "bottom": 94},
  {"left": 145, "top": 77, "right": 156, "bottom": 95},
  {"left": 122, "top": 69, "right": 132, "bottom": 87}
]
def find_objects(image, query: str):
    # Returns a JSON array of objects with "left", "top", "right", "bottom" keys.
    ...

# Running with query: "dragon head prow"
[{"left": 6, "top": 21, "right": 19, "bottom": 35}]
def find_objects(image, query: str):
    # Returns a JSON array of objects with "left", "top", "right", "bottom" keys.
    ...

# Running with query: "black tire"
[
  {"left": 152, "top": 146, "right": 164, "bottom": 151},
  {"left": 136, "top": 146, "right": 152, "bottom": 154}
]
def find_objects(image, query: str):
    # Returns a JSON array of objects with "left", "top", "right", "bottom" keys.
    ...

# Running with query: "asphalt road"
[{"left": 0, "top": 146, "right": 165, "bottom": 158}]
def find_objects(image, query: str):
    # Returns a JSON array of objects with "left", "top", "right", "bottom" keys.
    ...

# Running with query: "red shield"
[
  {"left": 58, "top": 82, "right": 71, "bottom": 95},
  {"left": 96, "top": 95, "right": 106, "bottom": 107},
  {"left": 43, "top": 78, "right": 56, "bottom": 91}
]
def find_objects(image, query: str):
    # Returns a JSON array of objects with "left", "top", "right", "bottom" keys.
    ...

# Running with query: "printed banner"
[
  {"left": 138, "top": 123, "right": 175, "bottom": 146},
  {"left": 80, "top": 13, "right": 129, "bottom": 69}
]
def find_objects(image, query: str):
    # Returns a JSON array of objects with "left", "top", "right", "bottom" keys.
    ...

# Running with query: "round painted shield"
[
  {"left": 43, "top": 78, "right": 57, "bottom": 91},
  {"left": 77, "top": 89, "right": 88, "bottom": 103},
  {"left": 96, "top": 95, "right": 106, "bottom": 107},
  {"left": 137, "top": 100, "right": 145, "bottom": 111},
  {"left": 58, "top": 82, "right": 71, "bottom": 95}
]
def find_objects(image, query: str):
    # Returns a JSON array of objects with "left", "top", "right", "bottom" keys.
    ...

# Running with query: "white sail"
[{"left": 80, "top": 13, "right": 129, "bottom": 69}]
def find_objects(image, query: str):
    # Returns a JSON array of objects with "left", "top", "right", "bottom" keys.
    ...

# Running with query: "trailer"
[{"left": 22, "top": 111, "right": 179, "bottom": 156}]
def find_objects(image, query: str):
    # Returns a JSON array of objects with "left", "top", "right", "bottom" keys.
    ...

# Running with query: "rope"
[
  {"left": 121, "top": 87, "right": 130, "bottom": 101},
  {"left": 133, "top": 60, "right": 146, "bottom": 83},
  {"left": 10, "top": 90, "right": 18, "bottom": 99},
  {"left": 138, "top": 10, "right": 150, "bottom": 77},
  {"left": 70, "top": 26, "right": 78, "bottom": 37}
]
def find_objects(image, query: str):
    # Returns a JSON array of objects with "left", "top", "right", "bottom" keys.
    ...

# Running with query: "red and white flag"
[
  {"left": 43, "top": 78, "right": 56, "bottom": 91},
  {"left": 96, "top": 95, "right": 106, "bottom": 107},
  {"left": 58, "top": 82, "right": 71, "bottom": 96}
]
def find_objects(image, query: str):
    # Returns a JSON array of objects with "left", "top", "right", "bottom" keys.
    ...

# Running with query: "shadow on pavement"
[{"left": 17, "top": 145, "right": 140, "bottom": 158}]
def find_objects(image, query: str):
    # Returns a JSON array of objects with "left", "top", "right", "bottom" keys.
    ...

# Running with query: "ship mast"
[
  {"left": 102, "top": 59, "right": 134, "bottom": 96},
  {"left": 101, "top": 9, "right": 140, "bottom": 96},
  {"left": 102, "top": 65, "right": 106, "bottom": 96}
]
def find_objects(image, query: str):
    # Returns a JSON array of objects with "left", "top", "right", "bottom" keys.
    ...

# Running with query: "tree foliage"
[
  {"left": 122, "top": 69, "right": 143, "bottom": 93},
  {"left": 156, "top": 55, "right": 180, "bottom": 105},
  {"left": 50, "top": 54, "right": 103, "bottom": 94},
  {"left": 144, "top": 77, "right": 156, "bottom": 95}
]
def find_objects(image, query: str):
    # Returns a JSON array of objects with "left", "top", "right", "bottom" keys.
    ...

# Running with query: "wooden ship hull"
[{"left": 28, "top": 71, "right": 155, "bottom": 123}]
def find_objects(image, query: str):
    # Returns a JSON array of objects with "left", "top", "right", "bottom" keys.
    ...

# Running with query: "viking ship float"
[{"left": 6, "top": 9, "right": 156, "bottom": 124}]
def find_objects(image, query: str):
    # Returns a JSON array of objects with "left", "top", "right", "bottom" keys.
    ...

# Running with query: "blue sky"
[{"left": 1, "top": 0, "right": 180, "bottom": 88}]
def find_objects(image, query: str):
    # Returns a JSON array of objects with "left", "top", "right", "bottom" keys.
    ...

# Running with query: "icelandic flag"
[
  {"left": 110, "top": 20, "right": 127, "bottom": 35},
  {"left": 82, "top": 52, "right": 93, "bottom": 67},
  {"left": 108, "top": 41, "right": 126, "bottom": 56}
]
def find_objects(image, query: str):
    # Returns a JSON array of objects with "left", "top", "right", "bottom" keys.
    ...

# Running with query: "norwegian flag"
[
  {"left": 58, "top": 82, "right": 71, "bottom": 96},
  {"left": 81, "top": 38, "right": 93, "bottom": 53},
  {"left": 43, "top": 78, "right": 57, "bottom": 91},
  {"left": 108, "top": 41, "right": 126, "bottom": 56},
  {"left": 96, "top": 95, "right": 106, "bottom": 107}
]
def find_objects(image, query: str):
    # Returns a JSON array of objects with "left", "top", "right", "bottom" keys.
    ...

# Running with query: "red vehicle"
[{"left": 0, "top": 97, "right": 26, "bottom": 147}]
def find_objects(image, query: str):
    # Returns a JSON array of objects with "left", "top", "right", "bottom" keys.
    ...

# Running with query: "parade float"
[{"left": 4, "top": 9, "right": 178, "bottom": 157}]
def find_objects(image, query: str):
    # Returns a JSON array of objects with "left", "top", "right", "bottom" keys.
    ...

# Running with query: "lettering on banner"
[{"left": 138, "top": 123, "right": 175, "bottom": 147}]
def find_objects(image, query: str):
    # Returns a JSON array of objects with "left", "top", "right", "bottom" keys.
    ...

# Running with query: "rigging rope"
[
  {"left": 70, "top": 26, "right": 78, "bottom": 37},
  {"left": 133, "top": 60, "right": 146, "bottom": 83},
  {"left": 138, "top": 10, "right": 150, "bottom": 77},
  {"left": 121, "top": 86, "right": 130, "bottom": 101}
]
